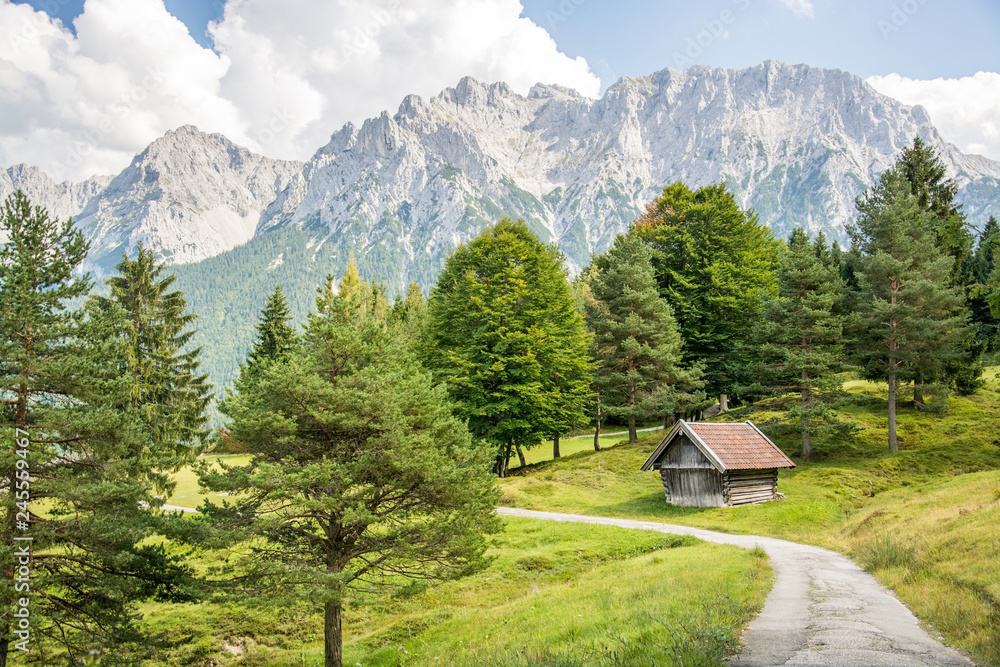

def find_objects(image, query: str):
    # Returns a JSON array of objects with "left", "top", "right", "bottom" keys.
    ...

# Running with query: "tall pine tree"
[
  {"left": 895, "top": 137, "right": 980, "bottom": 396},
  {"left": 1, "top": 194, "right": 196, "bottom": 665},
  {"left": 850, "top": 170, "right": 969, "bottom": 451},
  {"left": 969, "top": 217, "right": 1000, "bottom": 354},
  {"left": 244, "top": 285, "right": 298, "bottom": 378},
  {"left": 201, "top": 271, "right": 500, "bottom": 667},
  {"left": 90, "top": 245, "right": 212, "bottom": 451},
  {"left": 634, "top": 181, "right": 779, "bottom": 408},
  {"left": 585, "top": 233, "right": 704, "bottom": 443},
  {"left": 757, "top": 229, "right": 851, "bottom": 458}
]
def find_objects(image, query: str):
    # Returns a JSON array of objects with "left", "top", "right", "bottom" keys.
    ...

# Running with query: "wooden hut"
[{"left": 640, "top": 421, "right": 795, "bottom": 507}]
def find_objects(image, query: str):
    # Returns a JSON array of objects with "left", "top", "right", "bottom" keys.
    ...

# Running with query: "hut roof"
[{"left": 640, "top": 421, "right": 796, "bottom": 473}]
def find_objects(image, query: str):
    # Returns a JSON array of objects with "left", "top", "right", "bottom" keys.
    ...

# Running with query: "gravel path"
[{"left": 496, "top": 507, "right": 973, "bottom": 667}]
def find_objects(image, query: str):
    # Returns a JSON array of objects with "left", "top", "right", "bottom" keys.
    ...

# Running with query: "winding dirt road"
[{"left": 496, "top": 507, "right": 973, "bottom": 667}]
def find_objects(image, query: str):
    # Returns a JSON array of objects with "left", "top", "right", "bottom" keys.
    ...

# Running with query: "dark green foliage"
[
  {"left": 424, "top": 218, "right": 594, "bottom": 476},
  {"left": 848, "top": 170, "right": 970, "bottom": 450},
  {"left": 756, "top": 229, "right": 853, "bottom": 458},
  {"left": 243, "top": 285, "right": 298, "bottom": 379},
  {"left": 0, "top": 193, "right": 197, "bottom": 666},
  {"left": 968, "top": 217, "right": 1000, "bottom": 354},
  {"left": 585, "top": 233, "right": 704, "bottom": 443},
  {"left": 896, "top": 138, "right": 982, "bottom": 394},
  {"left": 89, "top": 246, "right": 212, "bottom": 451},
  {"left": 634, "top": 182, "right": 780, "bottom": 401},
  {"left": 198, "top": 271, "right": 501, "bottom": 667}
]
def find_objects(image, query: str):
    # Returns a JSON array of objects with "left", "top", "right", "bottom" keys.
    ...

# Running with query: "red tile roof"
[{"left": 641, "top": 421, "right": 795, "bottom": 472}]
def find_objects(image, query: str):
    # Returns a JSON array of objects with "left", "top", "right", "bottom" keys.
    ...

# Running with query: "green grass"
[
  {"left": 141, "top": 518, "right": 771, "bottom": 666},
  {"left": 499, "top": 369, "right": 1000, "bottom": 665}
]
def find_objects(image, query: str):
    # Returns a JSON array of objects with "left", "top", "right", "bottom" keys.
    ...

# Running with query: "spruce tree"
[
  {"left": 585, "top": 233, "right": 704, "bottom": 443},
  {"left": 201, "top": 271, "right": 500, "bottom": 667},
  {"left": 969, "top": 217, "right": 1000, "bottom": 354},
  {"left": 634, "top": 181, "right": 779, "bottom": 408},
  {"left": 757, "top": 229, "right": 851, "bottom": 458},
  {"left": 90, "top": 246, "right": 212, "bottom": 451},
  {"left": 850, "top": 170, "right": 969, "bottom": 451},
  {"left": 244, "top": 285, "right": 298, "bottom": 378},
  {"left": 425, "top": 218, "right": 593, "bottom": 476},
  {"left": 895, "top": 137, "right": 980, "bottom": 396},
  {"left": 1, "top": 193, "right": 195, "bottom": 665}
]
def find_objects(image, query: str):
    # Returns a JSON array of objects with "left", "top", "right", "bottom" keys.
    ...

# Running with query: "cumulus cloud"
[
  {"left": 0, "top": 0, "right": 600, "bottom": 181},
  {"left": 773, "top": 0, "right": 815, "bottom": 19},
  {"left": 867, "top": 72, "right": 1000, "bottom": 162}
]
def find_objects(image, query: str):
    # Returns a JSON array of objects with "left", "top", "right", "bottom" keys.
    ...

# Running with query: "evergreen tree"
[
  {"left": 90, "top": 246, "right": 212, "bottom": 451},
  {"left": 968, "top": 217, "right": 1000, "bottom": 355},
  {"left": 585, "top": 233, "right": 704, "bottom": 443},
  {"left": 390, "top": 282, "right": 428, "bottom": 343},
  {"left": 1, "top": 193, "right": 195, "bottom": 665},
  {"left": 424, "top": 218, "right": 593, "bottom": 476},
  {"left": 757, "top": 229, "right": 851, "bottom": 458},
  {"left": 634, "top": 182, "right": 780, "bottom": 407},
  {"left": 849, "top": 171, "right": 970, "bottom": 451},
  {"left": 200, "top": 272, "right": 500, "bottom": 667},
  {"left": 244, "top": 285, "right": 298, "bottom": 377},
  {"left": 896, "top": 137, "right": 980, "bottom": 396}
]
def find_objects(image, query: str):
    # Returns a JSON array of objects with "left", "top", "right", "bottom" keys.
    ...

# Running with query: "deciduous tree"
[
  {"left": 634, "top": 182, "right": 779, "bottom": 407},
  {"left": 424, "top": 218, "right": 593, "bottom": 476}
]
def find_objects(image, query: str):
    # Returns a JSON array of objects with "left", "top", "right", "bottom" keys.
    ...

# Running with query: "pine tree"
[
  {"left": 757, "top": 229, "right": 851, "bottom": 458},
  {"left": 90, "top": 245, "right": 212, "bottom": 451},
  {"left": 201, "top": 271, "right": 500, "bottom": 667},
  {"left": 895, "top": 137, "right": 980, "bottom": 396},
  {"left": 585, "top": 233, "right": 704, "bottom": 443},
  {"left": 424, "top": 218, "right": 593, "bottom": 476},
  {"left": 244, "top": 285, "right": 298, "bottom": 377},
  {"left": 634, "top": 181, "right": 779, "bottom": 408},
  {"left": 1, "top": 193, "right": 195, "bottom": 665},
  {"left": 849, "top": 170, "right": 970, "bottom": 451},
  {"left": 968, "top": 217, "right": 1000, "bottom": 355}
]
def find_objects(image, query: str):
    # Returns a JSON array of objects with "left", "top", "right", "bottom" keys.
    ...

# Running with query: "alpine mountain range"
[{"left": 4, "top": 60, "right": 999, "bottom": 391}]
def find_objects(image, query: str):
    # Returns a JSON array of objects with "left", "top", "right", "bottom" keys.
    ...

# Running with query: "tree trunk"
[
  {"left": 913, "top": 383, "right": 924, "bottom": 407},
  {"left": 627, "top": 416, "right": 637, "bottom": 443},
  {"left": 719, "top": 394, "right": 729, "bottom": 412},
  {"left": 800, "top": 375, "right": 812, "bottom": 459},
  {"left": 494, "top": 444, "right": 511, "bottom": 478},
  {"left": 552, "top": 434, "right": 560, "bottom": 459},
  {"left": 887, "top": 372, "right": 898, "bottom": 452},
  {"left": 515, "top": 444, "right": 526, "bottom": 468},
  {"left": 324, "top": 601, "right": 343, "bottom": 667},
  {"left": 593, "top": 396, "right": 602, "bottom": 451}
]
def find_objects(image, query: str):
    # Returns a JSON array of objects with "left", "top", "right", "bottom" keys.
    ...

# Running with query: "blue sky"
[
  {"left": 3, "top": 0, "right": 999, "bottom": 179},
  {"left": 20, "top": 0, "right": 999, "bottom": 82}
]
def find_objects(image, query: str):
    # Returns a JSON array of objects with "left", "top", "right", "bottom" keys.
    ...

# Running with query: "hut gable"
[
  {"left": 641, "top": 421, "right": 795, "bottom": 473},
  {"left": 641, "top": 421, "right": 795, "bottom": 507}
]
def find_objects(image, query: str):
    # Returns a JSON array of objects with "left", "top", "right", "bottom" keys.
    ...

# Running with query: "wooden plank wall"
[
  {"left": 660, "top": 467, "right": 724, "bottom": 507},
  {"left": 723, "top": 469, "right": 777, "bottom": 506}
]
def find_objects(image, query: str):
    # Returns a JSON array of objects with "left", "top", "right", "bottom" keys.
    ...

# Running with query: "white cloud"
[
  {"left": 867, "top": 72, "right": 1000, "bottom": 162},
  {"left": 0, "top": 0, "right": 600, "bottom": 181},
  {"left": 773, "top": 0, "right": 815, "bottom": 19}
]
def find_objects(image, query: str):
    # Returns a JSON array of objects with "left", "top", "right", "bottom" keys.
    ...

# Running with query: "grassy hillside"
[
  {"left": 499, "top": 370, "right": 1000, "bottom": 665},
  {"left": 140, "top": 518, "right": 771, "bottom": 666}
]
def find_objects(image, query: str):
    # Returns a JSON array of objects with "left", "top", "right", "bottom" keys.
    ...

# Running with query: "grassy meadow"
[
  {"left": 499, "top": 369, "right": 1000, "bottom": 665},
  {"left": 141, "top": 518, "right": 771, "bottom": 666},
  {"left": 157, "top": 371, "right": 1000, "bottom": 665}
]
